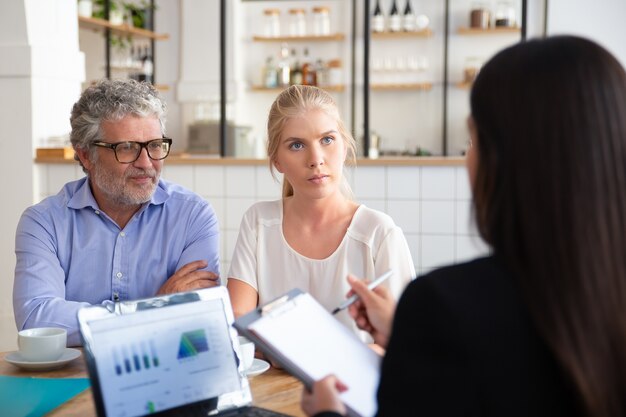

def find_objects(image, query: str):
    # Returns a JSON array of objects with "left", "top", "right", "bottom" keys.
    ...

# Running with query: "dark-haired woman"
[{"left": 302, "top": 35, "right": 626, "bottom": 417}]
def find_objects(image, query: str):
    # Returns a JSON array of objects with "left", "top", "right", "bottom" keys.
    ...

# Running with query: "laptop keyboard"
[
  {"left": 155, "top": 404, "right": 291, "bottom": 417},
  {"left": 220, "top": 406, "right": 293, "bottom": 417}
]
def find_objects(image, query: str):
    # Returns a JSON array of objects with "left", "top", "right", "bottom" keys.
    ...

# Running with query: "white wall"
[
  {"left": 0, "top": 0, "right": 84, "bottom": 352},
  {"left": 548, "top": 0, "right": 626, "bottom": 67}
]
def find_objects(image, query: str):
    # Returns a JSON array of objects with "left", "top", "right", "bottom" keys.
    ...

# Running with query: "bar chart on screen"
[{"left": 112, "top": 340, "right": 160, "bottom": 375}]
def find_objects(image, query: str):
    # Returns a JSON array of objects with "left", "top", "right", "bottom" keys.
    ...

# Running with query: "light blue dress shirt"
[{"left": 13, "top": 177, "right": 220, "bottom": 346}]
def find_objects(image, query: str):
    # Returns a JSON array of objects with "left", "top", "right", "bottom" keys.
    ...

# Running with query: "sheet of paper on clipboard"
[{"left": 234, "top": 289, "right": 380, "bottom": 417}]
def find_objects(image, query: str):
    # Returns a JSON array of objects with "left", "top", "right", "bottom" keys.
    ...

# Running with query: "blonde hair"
[{"left": 267, "top": 85, "right": 356, "bottom": 198}]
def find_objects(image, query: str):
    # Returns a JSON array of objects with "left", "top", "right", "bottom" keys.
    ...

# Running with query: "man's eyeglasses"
[{"left": 92, "top": 138, "right": 173, "bottom": 164}]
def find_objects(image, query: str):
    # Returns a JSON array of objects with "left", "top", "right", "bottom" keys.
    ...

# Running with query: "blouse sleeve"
[
  {"left": 227, "top": 207, "right": 259, "bottom": 291},
  {"left": 374, "top": 227, "right": 416, "bottom": 299}
]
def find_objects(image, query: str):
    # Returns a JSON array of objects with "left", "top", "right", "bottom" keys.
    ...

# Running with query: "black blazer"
[
  {"left": 315, "top": 256, "right": 579, "bottom": 417},
  {"left": 376, "top": 256, "right": 578, "bottom": 416}
]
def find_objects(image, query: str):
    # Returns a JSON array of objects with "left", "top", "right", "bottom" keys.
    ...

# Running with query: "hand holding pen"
[{"left": 333, "top": 271, "right": 397, "bottom": 348}]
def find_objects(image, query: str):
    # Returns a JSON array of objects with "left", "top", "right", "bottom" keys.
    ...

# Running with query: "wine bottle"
[
  {"left": 372, "top": 0, "right": 385, "bottom": 33},
  {"left": 263, "top": 56, "right": 278, "bottom": 89},
  {"left": 403, "top": 0, "right": 417, "bottom": 32},
  {"left": 290, "top": 48, "right": 303, "bottom": 85},
  {"left": 301, "top": 48, "right": 317, "bottom": 86},
  {"left": 388, "top": 0, "right": 401, "bottom": 32},
  {"left": 138, "top": 46, "right": 153, "bottom": 84},
  {"left": 278, "top": 43, "right": 291, "bottom": 87}
]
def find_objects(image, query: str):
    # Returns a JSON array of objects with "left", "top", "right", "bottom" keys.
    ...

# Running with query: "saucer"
[
  {"left": 5, "top": 348, "right": 81, "bottom": 371},
  {"left": 245, "top": 358, "right": 270, "bottom": 377}
]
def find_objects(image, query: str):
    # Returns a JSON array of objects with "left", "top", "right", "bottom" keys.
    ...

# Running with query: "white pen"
[{"left": 331, "top": 270, "right": 394, "bottom": 315}]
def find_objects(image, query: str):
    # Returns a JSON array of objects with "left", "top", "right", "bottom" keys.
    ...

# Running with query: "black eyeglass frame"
[{"left": 92, "top": 138, "right": 173, "bottom": 164}]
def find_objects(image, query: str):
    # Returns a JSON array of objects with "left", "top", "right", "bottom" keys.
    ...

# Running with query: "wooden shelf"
[
  {"left": 251, "top": 85, "right": 345, "bottom": 93},
  {"left": 252, "top": 33, "right": 345, "bottom": 42},
  {"left": 457, "top": 26, "right": 520, "bottom": 35},
  {"left": 456, "top": 82, "right": 472, "bottom": 89},
  {"left": 371, "top": 83, "right": 433, "bottom": 91},
  {"left": 78, "top": 16, "right": 169, "bottom": 40},
  {"left": 371, "top": 29, "right": 433, "bottom": 39}
]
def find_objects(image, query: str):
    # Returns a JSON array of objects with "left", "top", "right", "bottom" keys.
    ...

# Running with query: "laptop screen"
[{"left": 78, "top": 287, "right": 253, "bottom": 417}]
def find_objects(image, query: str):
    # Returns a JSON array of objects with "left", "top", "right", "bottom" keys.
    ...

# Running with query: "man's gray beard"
[{"left": 91, "top": 163, "right": 159, "bottom": 207}]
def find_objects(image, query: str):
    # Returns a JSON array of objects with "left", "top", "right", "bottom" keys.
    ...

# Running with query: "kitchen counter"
[{"left": 35, "top": 151, "right": 465, "bottom": 166}]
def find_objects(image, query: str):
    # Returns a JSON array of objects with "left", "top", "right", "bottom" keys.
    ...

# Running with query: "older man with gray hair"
[{"left": 13, "top": 79, "right": 220, "bottom": 346}]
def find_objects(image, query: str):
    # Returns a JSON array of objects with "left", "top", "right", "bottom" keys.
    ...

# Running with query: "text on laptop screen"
[{"left": 87, "top": 298, "right": 241, "bottom": 417}]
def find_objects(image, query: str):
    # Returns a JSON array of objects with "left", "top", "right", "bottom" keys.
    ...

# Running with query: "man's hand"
[
  {"left": 157, "top": 260, "right": 219, "bottom": 295},
  {"left": 301, "top": 375, "right": 347, "bottom": 416}
]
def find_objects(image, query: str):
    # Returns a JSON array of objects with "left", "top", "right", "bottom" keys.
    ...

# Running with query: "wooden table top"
[{"left": 0, "top": 350, "right": 305, "bottom": 417}]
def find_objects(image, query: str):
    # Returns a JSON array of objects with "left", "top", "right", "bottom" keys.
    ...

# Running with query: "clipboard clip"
[
  {"left": 260, "top": 294, "right": 296, "bottom": 317},
  {"left": 261, "top": 295, "right": 289, "bottom": 314}
]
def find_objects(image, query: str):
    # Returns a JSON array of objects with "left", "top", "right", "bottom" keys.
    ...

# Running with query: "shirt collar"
[{"left": 67, "top": 177, "right": 170, "bottom": 210}]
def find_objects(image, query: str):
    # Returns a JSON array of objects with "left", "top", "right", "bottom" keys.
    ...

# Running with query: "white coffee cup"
[
  {"left": 17, "top": 327, "right": 67, "bottom": 362},
  {"left": 237, "top": 336, "right": 255, "bottom": 371}
]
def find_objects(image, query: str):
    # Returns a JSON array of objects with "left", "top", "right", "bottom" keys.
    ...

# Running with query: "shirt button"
[
  {"left": 113, "top": 292, "right": 119, "bottom": 301},
  {"left": 116, "top": 272, "right": 123, "bottom": 279},
  {"left": 95, "top": 210, "right": 100, "bottom": 215},
  {"left": 120, "top": 232, "right": 126, "bottom": 237}
]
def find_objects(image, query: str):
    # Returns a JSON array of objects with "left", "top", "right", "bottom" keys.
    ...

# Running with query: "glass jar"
[
  {"left": 326, "top": 59, "right": 343, "bottom": 86},
  {"left": 469, "top": 2, "right": 491, "bottom": 29},
  {"left": 312, "top": 6, "right": 331, "bottom": 36},
  {"left": 495, "top": 1, "right": 516, "bottom": 27},
  {"left": 263, "top": 9, "right": 281, "bottom": 38},
  {"left": 463, "top": 57, "right": 482, "bottom": 84},
  {"left": 288, "top": 8, "right": 307, "bottom": 37}
]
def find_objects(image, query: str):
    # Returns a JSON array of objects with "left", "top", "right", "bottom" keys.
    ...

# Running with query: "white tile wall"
[
  {"left": 387, "top": 200, "right": 420, "bottom": 234},
  {"left": 421, "top": 234, "right": 456, "bottom": 269},
  {"left": 422, "top": 167, "right": 456, "bottom": 200},
  {"left": 353, "top": 166, "right": 386, "bottom": 199},
  {"left": 194, "top": 166, "right": 225, "bottom": 197},
  {"left": 387, "top": 167, "right": 420, "bottom": 199},
  {"left": 36, "top": 163, "right": 489, "bottom": 276},
  {"left": 225, "top": 166, "right": 256, "bottom": 197},
  {"left": 162, "top": 165, "right": 194, "bottom": 190},
  {"left": 421, "top": 201, "right": 455, "bottom": 234},
  {"left": 255, "top": 166, "right": 282, "bottom": 199}
]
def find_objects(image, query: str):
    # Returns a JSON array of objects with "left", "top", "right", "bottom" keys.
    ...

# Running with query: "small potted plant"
[
  {"left": 92, "top": 0, "right": 124, "bottom": 25},
  {"left": 124, "top": 1, "right": 157, "bottom": 29},
  {"left": 77, "top": 0, "right": 93, "bottom": 18}
]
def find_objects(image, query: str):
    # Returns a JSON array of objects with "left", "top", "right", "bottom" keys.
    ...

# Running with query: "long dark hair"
[{"left": 471, "top": 36, "right": 626, "bottom": 416}]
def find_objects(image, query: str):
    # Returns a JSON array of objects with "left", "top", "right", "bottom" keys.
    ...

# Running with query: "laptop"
[{"left": 78, "top": 287, "right": 291, "bottom": 417}]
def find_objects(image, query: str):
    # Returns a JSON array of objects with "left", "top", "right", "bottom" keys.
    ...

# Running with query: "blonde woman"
[{"left": 227, "top": 85, "right": 414, "bottom": 340}]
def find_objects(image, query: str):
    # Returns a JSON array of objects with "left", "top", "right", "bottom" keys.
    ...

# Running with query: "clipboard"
[{"left": 234, "top": 289, "right": 380, "bottom": 417}]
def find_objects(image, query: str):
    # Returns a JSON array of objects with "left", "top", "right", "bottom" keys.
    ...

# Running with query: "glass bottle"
[
  {"left": 290, "top": 48, "right": 303, "bottom": 86},
  {"left": 301, "top": 48, "right": 317, "bottom": 86},
  {"left": 263, "top": 9, "right": 281, "bottom": 37},
  {"left": 278, "top": 44, "right": 291, "bottom": 87},
  {"left": 388, "top": 0, "right": 402, "bottom": 32},
  {"left": 263, "top": 56, "right": 278, "bottom": 88},
  {"left": 372, "top": 0, "right": 385, "bottom": 33},
  {"left": 315, "top": 59, "right": 328, "bottom": 87},
  {"left": 403, "top": 0, "right": 417, "bottom": 32}
]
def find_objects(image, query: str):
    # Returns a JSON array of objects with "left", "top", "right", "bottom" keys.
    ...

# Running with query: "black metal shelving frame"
[{"left": 219, "top": 0, "right": 528, "bottom": 158}]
